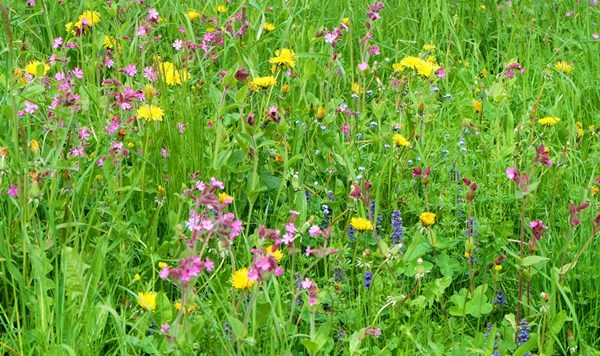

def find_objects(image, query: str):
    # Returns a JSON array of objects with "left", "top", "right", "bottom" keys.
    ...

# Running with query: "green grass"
[{"left": 1, "top": 0, "right": 600, "bottom": 354}]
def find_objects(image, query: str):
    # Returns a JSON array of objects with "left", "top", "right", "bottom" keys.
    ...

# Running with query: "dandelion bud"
[
  {"left": 418, "top": 102, "right": 424, "bottom": 116},
  {"left": 29, "top": 139, "right": 40, "bottom": 157},
  {"left": 317, "top": 107, "right": 325, "bottom": 120},
  {"left": 0, "top": 147, "right": 8, "bottom": 171},
  {"left": 144, "top": 84, "right": 155, "bottom": 101}
]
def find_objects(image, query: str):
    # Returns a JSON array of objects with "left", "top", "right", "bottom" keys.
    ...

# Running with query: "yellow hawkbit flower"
[
  {"left": 592, "top": 186, "right": 598, "bottom": 197},
  {"left": 350, "top": 217, "right": 374, "bottom": 231},
  {"left": 24, "top": 61, "right": 50, "bottom": 77},
  {"left": 392, "top": 63, "right": 405, "bottom": 72},
  {"left": 554, "top": 60, "right": 573, "bottom": 74},
  {"left": 419, "top": 212, "right": 436, "bottom": 227},
  {"left": 423, "top": 44, "right": 436, "bottom": 52},
  {"left": 158, "top": 262, "right": 168, "bottom": 269},
  {"left": 29, "top": 140, "right": 40, "bottom": 156},
  {"left": 352, "top": 82, "right": 360, "bottom": 95},
  {"left": 218, "top": 192, "right": 233, "bottom": 204},
  {"left": 269, "top": 48, "right": 297, "bottom": 68},
  {"left": 217, "top": 5, "right": 226, "bottom": 13},
  {"left": 264, "top": 22, "right": 275, "bottom": 32},
  {"left": 249, "top": 76, "right": 276, "bottom": 90},
  {"left": 188, "top": 10, "right": 200, "bottom": 21},
  {"left": 231, "top": 267, "right": 255, "bottom": 290},
  {"left": 473, "top": 101, "right": 483, "bottom": 113},
  {"left": 137, "top": 292, "right": 157, "bottom": 311},
  {"left": 576, "top": 122, "right": 583, "bottom": 139},
  {"left": 537, "top": 117, "right": 560, "bottom": 126},
  {"left": 136, "top": 105, "right": 164, "bottom": 121},
  {"left": 393, "top": 133, "right": 410, "bottom": 147},
  {"left": 133, "top": 273, "right": 141, "bottom": 281},
  {"left": 342, "top": 18, "right": 350, "bottom": 25},
  {"left": 267, "top": 247, "right": 284, "bottom": 262},
  {"left": 494, "top": 265, "right": 503, "bottom": 271}
]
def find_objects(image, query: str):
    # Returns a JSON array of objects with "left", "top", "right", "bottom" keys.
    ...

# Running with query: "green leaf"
[
  {"left": 448, "top": 289, "right": 468, "bottom": 316},
  {"left": 465, "top": 285, "right": 493, "bottom": 317},
  {"left": 227, "top": 316, "right": 245, "bottom": 339},
  {"left": 435, "top": 254, "right": 461, "bottom": 277},
  {"left": 521, "top": 256, "right": 549, "bottom": 267},
  {"left": 301, "top": 339, "right": 320, "bottom": 355},
  {"left": 544, "top": 310, "right": 568, "bottom": 355},
  {"left": 153, "top": 293, "right": 172, "bottom": 326},
  {"left": 63, "top": 247, "right": 89, "bottom": 300}
]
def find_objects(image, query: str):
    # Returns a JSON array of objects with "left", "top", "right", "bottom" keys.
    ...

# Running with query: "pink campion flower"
[
  {"left": 160, "top": 324, "right": 170, "bottom": 333},
  {"left": 535, "top": 145, "right": 552, "bottom": 167},
  {"left": 368, "top": 45, "right": 380, "bottom": 56},
  {"left": 340, "top": 122, "right": 350, "bottom": 135},
  {"left": 506, "top": 167, "right": 519, "bottom": 181},
  {"left": 301, "top": 278, "right": 312, "bottom": 289},
  {"left": 569, "top": 202, "right": 589, "bottom": 226},
  {"left": 104, "top": 58, "right": 115, "bottom": 68},
  {"left": 147, "top": 8, "right": 160, "bottom": 22},
  {"left": 365, "top": 328, "right": 381, "bottom": 337},
  {"left": 27, "top": 0, "right": 35, "bottom": 6},
  {"left": 8, "top": 184, "right": 18, "bottom": 198},
  {"left": 159, "top": 266, "right": 170, "bottom": 279},
  {"left": 78, "top": 128, "right": 91, "bottom": 141},
  {"left": 52, "top": 37, "right": 63, "bottom": 48},
  {"left": 179, "top": 25, "right": 185, "bottom": 33},
  {"left": 358, "top": 62, "right": 368, "bottom": 71},
  {"left": 593, "top": 33, "right": 600, "bottom": 40},
  {"left": 161, "top": 148, "right": 169, "bottom": 158},
  {"left": 230, "top": 220, "right": 243, "bottom": 239},
  {"left": 435, "top": 68, "right": 446, "bottom": 78},
  {"left": 309, "top": 225, "right": 322, "bottom": 237},
  {"left": 143, "top": 66, "right": 157, "bottom": 82},
  {"left": 529, "top": 220, "right": 548, "bottom": 240},
  {"left": 97, "top": 156, "right": 106, "bottom": 167},
  {"left": 72, "top": 67, "right": 84, "bottom": 79},
  {"left": 70, "top": 146, "right": 86, "bottom": 157},
  {"left": 505, "top": 62, "right": 525, "bottom": 78},
  {"left": 324, "top": 33, "right": 338, "bottom": 44},
  {"left": 178, "top": 122, "right": 187, "bottom": 134},
  {"left": 305, "top": 246, "right": 312, "bottom": 256},
  {"left": 137, "top": 26, "right": 147, "bottom": 36},
  {"left": 121, "top": 64, "right": 137, "bottom": 77},
  {"left": 18, "top": 101, "right": 39, "bottom": 117},
  {"left": 204, "top": 258, "right": 214, "bottom": 272},
  {"left": 173, "top": 39, "right": 183, "bottom": 50}
]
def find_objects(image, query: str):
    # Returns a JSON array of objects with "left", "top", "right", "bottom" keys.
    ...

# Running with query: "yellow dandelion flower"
[
  {"left": 317, "top": 107, "right": 325, "bottom": 120},
  {"left": 416, "top": 61, "right": 439, "bottom": 78},
  {"left": 158, "top": 262, "right": 168, "bottom": 269},
  {"left": 352, "top": 82, "right": 360, "bottom": 95},
  {"left": 494, "top": 265, "right": 503, "bottom": 271},
  {"left": 24, "top": 61, "right": 50, "bottom": 77},
  {"left": 423, "top": 44, "right": 436, "bottom": 52},
  {"left": 480, "top": 69, "right": 488, "bottom": 78},
  {"left": 576, "top": 122, "right": 583, "bottom": 139},
  {"left": 392, "top": 63, "right": 405, "bottom": 72},
  {"left": 537, "top": 117, "right": 560, "bottom": 126},
  {"left": 78, "top": 11, "right": 101, "bottom": 26},
  {"left": 399, "top": 56, "right": 424, "bottom": 70},
  {"left": 175, "top": 301, "right": 198, "bottom": 312},
  {"left": 137, "top": 292, "right": 157, "bottom": 311},
  {"left": 264, "top": 22, "right": 275, "bottom": 32},
  {"left": 218, "top": 192, "right": 233, "bottom": 203},
  {"left": 231, "top": 267, "right": 255, "bottom": 290},
  {"left": 426, "top": 56, "right": 437, "bottom": 64},
  {"left": 269, "top": 48, "right": 297, "bottom": 68},
  {"left": 133, "top": 273, "right": 141, "bottom": 281},
  {"left": 554, "top": 61, "right": 573, "bottom": 74},
  {"left": 136, "top": 105, "right": 164, "bottom": 121},
  {"left": 103, "top": 35, "right": 116, "bottom": 49},
  {"left": 342, "top": 18, "right": 350, "bottom": 25},
  {"left": 419, "top": 212, "right": 436, "bottom": 227},
  {"left": 350, "top": 217, "right": 374, "bottom": 231},
  {"left": 250, "top": 76, "right": 276, "bottom": 90},
  {"left": 267, "top": 247, "right": 284, "bottom": 262},
  {"left": 188, "top": 10, "right": 200, "bottom": 21},
  {"left": 158, "top": 62, "right": 189, "bottom": 86},
  {"left": 217, "top": 5, "right": 226, "bottom": 13},
  {"left": 473, "top": 101, "right": 483, "bottom": 113},
  {"left": 393, "top": 133, "right": 410, "bottom": 147}
]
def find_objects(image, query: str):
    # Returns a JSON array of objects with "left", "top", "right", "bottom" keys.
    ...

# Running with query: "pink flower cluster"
[
  {"left": 247, "top": 247, "right": 284, "bottom": 282},
  {"left": 301, "top": 278, "right": 319, "bottom": 306},
  {"left": 159, "top": 256, "right": 214, "bottom": 286}
]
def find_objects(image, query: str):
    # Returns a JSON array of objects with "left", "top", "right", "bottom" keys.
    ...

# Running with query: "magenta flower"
[
  {"left": 8, "top": 184, "right": 18, "bottom": 198},
  {"left": 534, "top": 145, "right": 552, "bottom": 167},
  {"left": 529, "top": 220, "right": 548, "bottom": 240},
  {"left": 365, "top": 328, "right": 381, "bottom": 337},
  {"left": 569, "top": 203, "right": 589, "bottom": 226},
  {"left": 309, "top": 225, "right": 322, "bottom": 237},
  {"left": 121, "top": 64, "right": 137, "bottom": 77},
  {"left": 506, "top": 167, "right": 518, "bottom": 181},
  {"left": 358, "top": 62, "right": 368, "bottom": 71},
  {"left": 173, "top": 39, "right": 183, "bottom": 51}
]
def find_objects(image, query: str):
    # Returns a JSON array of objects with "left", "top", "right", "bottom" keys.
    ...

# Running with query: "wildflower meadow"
[{"left": 2, "top": 0, "right": 600, "bottom": 354}]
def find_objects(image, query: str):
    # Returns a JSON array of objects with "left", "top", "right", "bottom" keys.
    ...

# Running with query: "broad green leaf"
[{"left": 521, "top": 256, "right": 549, "bottom": 267}]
